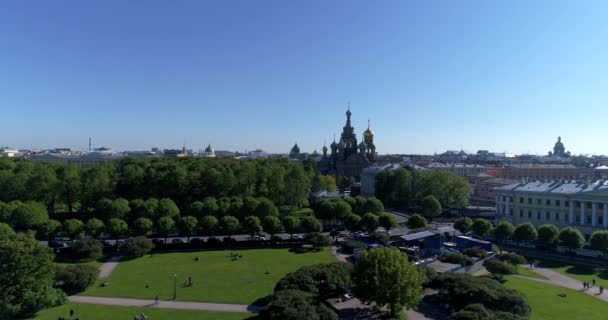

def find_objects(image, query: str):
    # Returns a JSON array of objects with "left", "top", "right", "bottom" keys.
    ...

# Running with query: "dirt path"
[
  {"left": 513, "top": 267, "right": 608, "bottom": 302},
  {"left": 69, "top": 296, "right": 261, "bottom": 313},
  {"left": 98, "top": 256, "right": 122, "bottom": 278},
  {"left": 331, "top": 245, "right": 349, "bottom": 263}
]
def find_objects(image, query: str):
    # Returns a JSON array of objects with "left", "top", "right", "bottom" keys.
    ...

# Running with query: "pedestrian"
[
  {"left": 69, "top": 309, "right": 74, "bottom": 317},
  {"left": 593, "top": 279, "right": 596, "bottom": 287},
  {"left": 583, "top": 282, "right": 587, "bottom": 291},
  {"left": 155, "top": 295, "right": 159, "bottom": 305}
]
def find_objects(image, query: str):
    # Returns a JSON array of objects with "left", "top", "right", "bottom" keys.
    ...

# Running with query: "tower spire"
[{"left": 368, "top": 118, "right": 370, "bottom": 129}]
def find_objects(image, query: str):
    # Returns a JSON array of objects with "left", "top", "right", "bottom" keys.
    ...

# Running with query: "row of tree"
[
  {"left": 375, "top": 168, "right": 470, "bottom": 210},
  {"left": 0, "top": 157, "right": 320, "bottom": 213}
]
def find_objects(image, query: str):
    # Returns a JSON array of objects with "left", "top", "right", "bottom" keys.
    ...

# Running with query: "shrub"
[
  {"left": 119, "top": 236, "right": 154, "bottom": 258},
  {"left": 439, "top": 253, "right": 473, "bottom": 266},
  {"left": 55, "top": 265, "right": 98, "bottom": 294},
  {"left": 483, "top": 258, "right": 516, "bottom": 279},
  {"left": 343, "top": 241, "right": 368, "bottom": 254},
  {"left": 496, "top": 253, "right": 526, "bottom": 265},
  {"left": 305, "top": 233, "right": 331, "bottom": 248},
  {"left": 275, "top": 262, "right": 353, "bottom": 298},
  {"left": 462, "top": 247, "right": 488, "bottom": 259},
  {"left": 418, "top": 264, "right": 438, "bottom": 286},
  {"left": 67, "top": 239, "right": 104, "bottom": 261}
]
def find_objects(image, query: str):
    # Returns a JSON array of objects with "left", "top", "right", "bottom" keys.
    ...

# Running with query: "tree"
[
  {"left": 537, "top": 224, "right": 559, "bottom": 246},
  {"left": 63, "top": 219, "right": 85, "bottom": 240},
  {"left": 156, "top": 198, "right": 180, "bottom": 219},
  {"left": 157, "top": 216, "right": 175, "bottom": 243},
  {"left": 221, "top": 215, "right": 239, "bottom": 237},
  {"left": 364, "top": 197, "right": 384, "bottom": 215},
  {"left": 177, "top": 216, "right": 198, "bottom": 242},
  {"left": 378, "top": 213, "right": 398, "bottom": 233},
  {"left": 57, "top": 165, "right": 81, "bottom": 213},
  {"left": 254, "top": 198, "right": 280, "bottom": 219},
  {"left": 67, "top": 239, "right": 103, "bottom": 261},
  {"left": 353, "top": 247, "right": 423, "bottom": 316},
  {"left": 454, "top": 217, "right": 473, "bottom": 234},
  {"left": 471, "top": 218, "right": 493, "bottom": 238},
  {"left": 559, "top": 227, "right": 584, "bottom": 250},
  {"left": 333, "top": 200, "right": 353, "bottom": 224},
  {"left": 242, "top": 216, "right": 262, "bottom": 238},
  {"left": 282, "top": 215, "right": 300, "bottom": 238},
  {"left": 200, "top": 215, "right": 219, "bottom": 235},
  {"left": 263, "top": 290, "right": 320, "bottom": 320},
  {"left": 360, "top": 213, "right": 379, "bottom": 232},
  {"left": 10, "top": 201, "right": 48, "bottom": 230},
  {"left": 483, "top": 258, "right": 516, "bottom": 280},
  {"left": 119, "top": 236, "right": 154, "bottom": 258},
  {"left": 55, "top": 264, "right": 98, "bottom": 295},
  {"left": 0, "top": 234, "right": 65, "bottom": 318},
  {"left": 344, "top": 214, "right": 362, "bottom": 232},
  {"left": 107, "top": 218, "right": 128, "bottom": 240},
  {"left": 36, "top": 219, "right": 62, "bottom": 241},
  {"left": 0, "top": 223, "right": 15, "bottom": 238},
  {"left": 494, "top": 221, "right": 515, "bottom": 245},
  {"left": 512, "top": 223, "right": 538, "bottom": 247},
  {"left": 263, "top": 216, "right": 283, "bottom": 237},
  {"left": 301, "top": 216, "right": 322, "bottom": 233},
  {"left": 131, "top": 217, "right": 154, "bottom": 237},
  {"left": 590, "top": 231, "right": 608, "bottom": 259},
  {"left": 110, "top": 198, "right": 131, "bottom": 220},
  {"left": 85, "top": 218, "right": 105, "bottom": 238},
  {"left": 421, "top": 195, "right": 442, "bottom": 220},
  {"left": 407, "top": 214, "right": 427, "bottom": 229}
]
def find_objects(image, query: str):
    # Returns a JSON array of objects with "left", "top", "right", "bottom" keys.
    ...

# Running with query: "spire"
[{"left": 368, "top": 118, "right": 370, "bottom": 129}]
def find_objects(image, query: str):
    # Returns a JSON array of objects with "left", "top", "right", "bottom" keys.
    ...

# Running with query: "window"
[
  {"left": 520, "top": 209, "right": 524, "bottom": 217},
  {"left": 600, "top": 216, "right": 604, "bottom": 225},
  {"left": 510, "top": 208, "right": 513, "bottom": 216},
  {"left": 556, "top": 200, "right": 561, "bottom": 207},
  {"left": 520, "top": 197, "right": 524, "bottom": 203},
  {"left": 587, "top": 202, "right": 592, "bottom": 209},
  {"left": 546, "top": 211, "right": 550, "bottom": 220},
  {"left": 587, "top": 216, "right": 592, "bottom": 224},
  {"left": 528, "top": 198, "right": 532, "bottom": 204},
  {"left": 502, "top": 196, "right": 506, "bottom": 202},
  {"left": 565, "top": 201, "right": 570, "bottom": 207},
  {"left": 546, "top": 199, "right": 551, "bottom": 205},
  {"left": 576, "top": 201, "right": 581, "bottom": 208},
  {"left": 601, "top": 203, "right": 605, "bottom": 210},
  {"left": 528, "top": 211, "right": 532, "bottom": 218},
  {"left": 537, "top": 199, "right": 542, "bottom": 205},
  {"left": 537, "top": 211, "right": 541, "bottom": 219},
  {"left": 555, "top": 212, "right": 559, "bottom": 221}
]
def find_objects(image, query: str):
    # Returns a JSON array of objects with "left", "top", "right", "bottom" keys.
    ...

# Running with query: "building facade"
[
  {"left": 318, "top": 107, "right": 376, "bottom": 178},
  {"left": 495, "top": 180, "right": 608, "bottom": 237},
  {"left": 468, "top": 176, "right": 517, "bottom": 206},
  {"left": 426, "top": 163, "right": 486, "bottom": 177},
  {"left": 499, "top": 165, "right": 594, "bottom": 181}
]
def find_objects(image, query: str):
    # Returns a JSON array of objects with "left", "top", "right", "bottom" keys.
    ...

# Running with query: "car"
[
  {"left": 293, "top": 235, "right": 304, "bottom": 240},
  {"left": 48, "top": 240, "right": 68, "bottom": 249},
  {"left": 172, "top": 239, "right": 185, "bottom": 244},
  {"left": 253, "top": 235, "right": 266, "bottom": 241},
  {"left": 152, "top": 239, "right": 165, "bottom": 245},
  {"left": 190, "top": 238, "right": 204, "bottom": 244}
]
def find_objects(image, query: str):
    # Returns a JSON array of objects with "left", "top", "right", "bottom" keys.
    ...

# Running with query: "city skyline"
[{"left": 2, "top": 1, "right": 608, "bottom": 154}]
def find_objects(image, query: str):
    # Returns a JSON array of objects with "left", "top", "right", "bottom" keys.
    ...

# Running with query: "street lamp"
[{"left": 173, "top": 274, "right": 177, "bottom": 300}]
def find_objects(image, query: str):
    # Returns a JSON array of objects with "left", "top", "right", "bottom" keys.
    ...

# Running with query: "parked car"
[
  {"left": 190, "top": 238, "right": 204, "bottom": 244},
  {"left": 48, "top": 240, "right": 68, "bottom": 249},
  {"left": 172, "top": 239, "right": 185, "bottom": 244},
  {"left": 253, "top": 235, "right": 266, "bottom": 241}
]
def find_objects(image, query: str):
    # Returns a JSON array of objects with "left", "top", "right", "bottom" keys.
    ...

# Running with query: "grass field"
[
  {"left": 31, "top": 303, "right": 255, "bottom": 320},
  {"left": 54, "top": 259, "right": 103, "bottom": 269},
  {"left": 539, "top": 260, "right": 608, "bottom": 288},
  {"left": 505, "top": 276, "right": 608, "bottom": 320},
  {"left": 516, "top": 266, "right": 548, "bottom": 280},
  {"left": 82, "top": 248, "right": 336, "bottom": 304}
]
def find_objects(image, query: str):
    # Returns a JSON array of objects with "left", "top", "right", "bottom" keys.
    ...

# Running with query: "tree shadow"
[
  {"left": 288, "top": 247, "right": 321, "bottom": 254},
  {"left": 250, "top": 294, "right": 273, "bottom": 307}
]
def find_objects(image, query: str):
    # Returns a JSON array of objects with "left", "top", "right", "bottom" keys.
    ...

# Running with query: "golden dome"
[{"left": 363, "top": 128, "right": 374, "bottom": 137}]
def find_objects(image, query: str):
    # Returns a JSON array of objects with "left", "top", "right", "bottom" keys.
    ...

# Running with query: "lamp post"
[{"left": 173, "top": 274, "right": 177, "bottom": 300}]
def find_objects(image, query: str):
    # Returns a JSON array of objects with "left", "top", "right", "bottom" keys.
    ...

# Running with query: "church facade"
[{"left": 317, "top": 107, "right": 376, "bottom": 178}]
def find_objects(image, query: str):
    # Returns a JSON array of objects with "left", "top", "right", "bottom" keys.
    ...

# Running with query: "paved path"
[
  {"left": 69, "top": 296, "right": 261, "bottom": 313},
  {"left": 331, "top": 244, "right": 349, "bottom": 263},
  {"left": 513, "top": 267, "right": 608, "bottom": 302},
  {"left": 98, "top": 256, "right": 122, "bottom": 278}
]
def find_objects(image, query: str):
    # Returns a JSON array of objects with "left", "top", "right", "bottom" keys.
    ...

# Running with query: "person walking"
[
  {"left": 155, "top": 295, "right": 159, "bottom": 305},
  {"left": 592, "top": 279, "right": 596, "bottom": 287}
]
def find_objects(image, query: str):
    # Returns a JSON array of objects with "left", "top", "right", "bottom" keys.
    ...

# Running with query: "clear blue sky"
[{"left": 2, "top": 1, "right": 607, "bottom": 155}]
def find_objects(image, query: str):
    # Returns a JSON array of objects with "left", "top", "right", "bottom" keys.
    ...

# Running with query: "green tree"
[
  {"left": 132, "top": 217, "right": 154, "bottom": 237},
  {"left": 0, "top": 234, "right": 66, "bottom": 318},
  {"left": 55, "top": 265, "right": 98, "bottom": 295},
  {"left": 353, "top": 247, "right": 423, "bottom": 316},
  {"left": 200, "top": 215, "right": 219, "bottom": 235},
  {"left": 119, "top": 236, "right": 154, "bottom": 258},
  {"left": 454, "top": 217, "right": 473, "bottom": 234},
  {"left": 471, "top": 218, "right": 493, "bottom": 238},
  {"left": 68, "top": 239, "right": 103, "bottom": 261},
  {"left": 177, "top": 216, "right": 198, "bottom": 242},
  {"left": 282, "top": 215, "right": 301, "bottom": 238},
  {"left": 361, "top": 213, "right": 379, "bottom": 232},
  {"left": 10, "top": 201, "right": 48, "bottom": 230},
  {"left": 264, "top": 290, "right": 320, "bottom": 320},
  {"left": 301, "top": 216, "right": 322, "bottom": 233},
  {"left": 333, "top": 200, "right": 353, "bottom": 224},
  {"left": 56, "top": 165, "right": 81, "bottom": 213},
  {"left": 242, "top": 216, "right": 262, "bottom": 239},
  {"left": 0, "top": 223, "right": 15, "bottom": 238},
  {"left": 221, "top": 215, "right": 240, "bottom": 237},
  {"left": 415, "top": 171, "right": 469, "bottom": 208},
  {"left": 407, "top": 214, "right": 427, "bottom": 229},
  {"left": 494, "top": 221, "right": 515, "bottom": 246},
  {"left": 63, "top": 219, "right": 85, "bottom": 240},
  {"left": 262, "top": 216, "right": 283, "bottom": 237},
  {"left": 36, "top": 219, "right": 62, "bottom": 241},
  {"left": 156, "top": 198, "right": 180, "bottom": 219},
  {"left": 107, "top": 218, "right": 128, "bottom": 240},
  {"left": 537, "top": 224, "right": 559, "bottom": 246},
  {"left": 559, "top": 227, "right": 584, "bottom": 250},
  {"left": 421, "top": 195, "right": 442, "bottom": 220},
  {"left": 483, "top": 258, "right": 516, "bottom": 280},
  {"left": 157, "top": 216, "right": 175, "bottom": 243},
  {"left": 512, "top": 223, "right": 538, "bottom": 248},
  {"left": 254, "top": 198, "right": 280, "bottom": 219},
  {"left": 378, "top": 213, "right": 398, "bottom": 233},
  {"left": 85, "top": 218, "right": 105, "bottom": 238},
  {"left": 344, "top": 214, "right": 362, "bottom": 232},
  {"left": 590, "top": 230, "right": 608, "bottom": 259},
  {"left": 364, "top": 197, "right": 384, "bottom": 215}
]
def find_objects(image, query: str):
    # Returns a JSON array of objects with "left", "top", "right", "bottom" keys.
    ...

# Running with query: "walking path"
[
  {"left": 69, "top": 296, "right": 261, "bottom": 313},
  {"left": 513, "top": 267, "right": 608, "bottom": 302},
  {"left": 98, "top": 256, "right": 122, "bottom": 278}
]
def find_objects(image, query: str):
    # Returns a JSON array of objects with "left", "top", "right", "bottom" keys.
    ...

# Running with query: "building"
[
  {"left": 495, "top": 180, "right": 608, "bottom": 237},
  {"left": 28, "top": 151, "right": 125, "bottom": 166},
  {"left": 549, "top": 136, "right": 570, "bottom": 157},
  {"left": 201, "top": 144, "right": 216, "bottom": 158},
  {"left": 0, "top": 147, "right": 19, "bottom": 157},
  {"left": 468, "top": 175, "right": 517, "bottom": 206},
  {"left": 499, "top": 164, "right": 594, "bottom": 181},
  {"left": 317, "top": 107, "right": 376, "bottom": 178},
  {"left": 426, "top": 163, "right": 486, "bottom": 177}
]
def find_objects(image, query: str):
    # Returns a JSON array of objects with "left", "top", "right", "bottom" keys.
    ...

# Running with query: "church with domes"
[{"left": 317, "top": 106, "right": 376, "bottom": 178}]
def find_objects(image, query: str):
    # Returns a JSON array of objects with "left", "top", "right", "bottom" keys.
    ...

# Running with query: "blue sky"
[{"left": 1, "top": 1, "right": 607, "bottom": 155}]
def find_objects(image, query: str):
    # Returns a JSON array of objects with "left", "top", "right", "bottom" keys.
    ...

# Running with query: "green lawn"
[
  {"left": 83, "top": 248, "right": 336, "bottom": 305},
  {"left": 505, "top": 276, "right": 608, "bottom": 320},
  {"left": 31, "top": 303, "right": 255, "bottom": 320},
  {"left": 516, "top": 266, "right": 548, "bottom": 280},
  {"left": 54, "top": 259, "right": 103, "bottom": 269},
  {"left": 540, "top": 260, "right": 608, "bottom": 288}
]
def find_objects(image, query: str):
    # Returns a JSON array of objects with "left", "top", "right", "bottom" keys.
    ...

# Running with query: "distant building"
[
  {"left": 468, "top": 175, "right": 517, "bottom": 206},
  {"left": 435, "top": 150, "right": 468, "bottom": 163},
  {"left": 550, "top": 136, "right": 570, "bottom": 157},
  {"left": 201, "top": 144, "right": 216, "bottom": 158},
  {"left": 0, "top": 147, "right": 19, "bottom": 157},
  {"left": 499, "top": 164, "right": 593, "bottom": 181},
  {"left": 496, "top": 180, "right": 608, "bottom": 237},
  {"left": 317, "top": 107, "right": 376, "bottom": 178},
  {"left": 289, "top": 143, "right": 301, "bottom": 159},
  {"left": 29, "top": 152, "right": 124, "bottom": 166},
  {"left": 426, "top": 163, "right": 486, "bottom": 177}
]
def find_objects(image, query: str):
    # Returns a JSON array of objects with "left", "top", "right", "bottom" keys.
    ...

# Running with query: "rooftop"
[{"left": 497, "top": 180, "right": 608, "bottom": 195}]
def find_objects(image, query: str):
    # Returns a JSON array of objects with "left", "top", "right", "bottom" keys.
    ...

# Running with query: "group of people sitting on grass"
[
  {"left": 229, "top": 252, "right": 243, "bottom": 261},
  {"left": 134, "top": 313, "right": 148, "bottom": 320}
]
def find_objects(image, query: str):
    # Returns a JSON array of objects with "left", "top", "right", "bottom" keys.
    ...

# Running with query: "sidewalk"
[
  {"left": 69, "top": 296, "right": 261, "bottom": 313},
  {"left": 513, "top": 267, "right": 608, "bottom": 302}
]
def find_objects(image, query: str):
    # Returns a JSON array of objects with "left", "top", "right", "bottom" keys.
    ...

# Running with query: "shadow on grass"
[
  {"left": 250, "top": 294, "right": 273, "bottom": 307},
  {"left": 288, "top": 247, "right": 322, "bottom": 254}
]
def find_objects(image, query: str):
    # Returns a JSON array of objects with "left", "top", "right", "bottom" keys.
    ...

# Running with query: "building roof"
[
  {"left": 401, "top": 231, "right": 436, "bottom": 241},
  {"left": 496, "top": 180, "right": 608, "bottom": 195}
]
